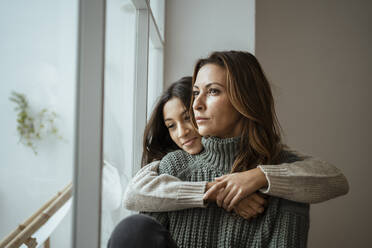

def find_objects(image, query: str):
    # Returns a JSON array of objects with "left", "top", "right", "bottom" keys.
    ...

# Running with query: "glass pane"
[
  {"left": 101, "top": 0, "right": 136, "bottom": 247},
  {"left": 0, "top": 0, "right": 78, "bottom": 247},
  {"left": 147, "top": 40, "right": 164, "bottom": 119}
]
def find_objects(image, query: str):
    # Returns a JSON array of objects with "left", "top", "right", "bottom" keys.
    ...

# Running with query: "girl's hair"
[
  {"left": 142, "top": 76, "right": 193, "bottom": 167},
  {"left": 191, "top": 51, "right": 283, "bottom": 172}
]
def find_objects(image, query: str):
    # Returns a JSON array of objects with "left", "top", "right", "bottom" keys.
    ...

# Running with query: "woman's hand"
[
  {"left": 204, "top": 181, "right": 219, "bottom": 202},
  {"left": 204, "top": 168, "right": 268, "bottom": 211},
  {"left": 234, "top": 193, "right": 267, "bottom": 219}
]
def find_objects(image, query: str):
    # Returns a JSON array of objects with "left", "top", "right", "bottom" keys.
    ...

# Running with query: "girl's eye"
[
  {"left": 192, "top": 90, "right": 199, "bottom": 96},
  {"left": 208, "top": 88, "right": 219, "bottom": 95},
  {"left": 167, "top": 124, "right": 175, "bottom": 129}
]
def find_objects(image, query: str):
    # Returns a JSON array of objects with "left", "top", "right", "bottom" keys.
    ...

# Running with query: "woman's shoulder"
[
  {"left": 277, "top": 148, "right": 303, "bottom": 164},
  {"left": 158, "top": 149, "right": 194, "bottom": 176}
]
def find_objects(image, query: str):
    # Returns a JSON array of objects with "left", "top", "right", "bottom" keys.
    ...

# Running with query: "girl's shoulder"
[{"left": 158, "top": 149, "right": 195, "bottom": 176}]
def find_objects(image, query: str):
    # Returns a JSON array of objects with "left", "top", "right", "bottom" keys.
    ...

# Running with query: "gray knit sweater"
[{"left": 145, "top": 137, "right": 309, "bottom": 248}]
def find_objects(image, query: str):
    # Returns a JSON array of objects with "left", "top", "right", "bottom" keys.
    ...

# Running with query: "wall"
[
  {"left": 256, "top": 0, "right": 371, "bottom": 247},
  {"left": 164, "top": 0, "right": 255, "bottom": 88}
]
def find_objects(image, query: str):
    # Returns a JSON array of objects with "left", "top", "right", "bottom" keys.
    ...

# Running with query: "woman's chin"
[{"left": 197, "top": 127, "right": 211, "bottom": 137}]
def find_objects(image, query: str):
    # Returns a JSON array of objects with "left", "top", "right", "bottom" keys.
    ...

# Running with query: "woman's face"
[
  {"left": 193, "top": 63, "right": 243, "bottom": 138},
  {"left": 163, "top": 97, "right": 203, "bottom": 154}
]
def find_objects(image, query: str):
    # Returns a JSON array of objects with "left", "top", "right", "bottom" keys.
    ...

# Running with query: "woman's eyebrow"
[
  {"left": 206, "top": 82, "right": 224, "bottom": 88},
  {"left": 194, "top": 82, "right": 224, "bottom": 89}
]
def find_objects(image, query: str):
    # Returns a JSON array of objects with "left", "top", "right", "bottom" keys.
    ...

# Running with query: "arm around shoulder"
[
  {"left": 123, "top": 159, "right": 207, "bottom": 212},
  {"left": 258, "top": 149, "right": 349, "bottom": 203}
]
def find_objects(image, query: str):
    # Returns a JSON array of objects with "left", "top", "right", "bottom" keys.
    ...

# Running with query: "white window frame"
[
  {"left": 73, "top": 0, "right": 165, "bottom": 247},
  {"left": 72, "top": 0, "right": 105, "bottom": 247}
]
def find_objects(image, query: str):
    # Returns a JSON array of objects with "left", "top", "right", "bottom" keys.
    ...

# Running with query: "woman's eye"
[
  {"left": 208, "top": 88, "right": 220, "bottom": 95},
  {"left": 167, "top": 124, "right": 175, "bottom": 129},
  {"left": 192, "top": 90, "right": 199, "bottom": 96}
]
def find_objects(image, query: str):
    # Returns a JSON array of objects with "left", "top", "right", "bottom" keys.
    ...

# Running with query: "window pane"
[
  {"left": 147, "top": 40, "right": 164, "bottom": 119},
  {"left": 0, "top": 0, "right": 78, "bottom": 247},
  {"left": 101, "top": 0, "right": 136, "bottom": 247}
]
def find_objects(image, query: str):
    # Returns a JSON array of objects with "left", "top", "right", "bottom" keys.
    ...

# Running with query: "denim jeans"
[{"left": 107, "top": 214, "right": 178, "bottom": 248}]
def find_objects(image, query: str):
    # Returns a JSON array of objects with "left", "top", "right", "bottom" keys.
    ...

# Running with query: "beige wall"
[
  {"left": 164, "top": 0, "right": 255, "bottom": 88},
  {"left": 256, "top": 0, "right": 371, "bottom": 247}
]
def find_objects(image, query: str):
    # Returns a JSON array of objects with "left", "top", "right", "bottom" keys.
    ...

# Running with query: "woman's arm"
[
  {"left": 258, "top": 149, "right": 349, "bottom": 203},
  {"left": 123, "top": 161, "right": 207, "bottom": 212}
]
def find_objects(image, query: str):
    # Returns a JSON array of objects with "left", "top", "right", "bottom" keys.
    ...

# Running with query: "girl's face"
[
  {"left": 163, "top": 97, "right": 203, "bottom": 155},
  {"left": 193, "top": 63, "right": 243, "bottom": 138}
]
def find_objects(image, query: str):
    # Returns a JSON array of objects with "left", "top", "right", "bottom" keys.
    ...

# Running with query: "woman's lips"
[
  {"left": 183, "top": 137, "right": 197, "bottom": 147},
  {"left": 195, "top": 117, "right": 209, "bottom": 124}
]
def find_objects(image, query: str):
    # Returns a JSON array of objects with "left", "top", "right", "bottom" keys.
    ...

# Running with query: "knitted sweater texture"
[{"left": 146, "top": 137, "right": 310, "bottom": 248}]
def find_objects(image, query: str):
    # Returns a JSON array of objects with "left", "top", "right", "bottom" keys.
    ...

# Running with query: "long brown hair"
[
  {"left": 191, "top": 51, "right": 283, "bottom": 172},
  {"left": 142, "top": 76, "right": 193, "bottom": 167}
]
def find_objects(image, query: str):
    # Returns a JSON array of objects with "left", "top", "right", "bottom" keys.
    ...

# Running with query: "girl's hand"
[
  {"left": 234, "top": 193, "right": 267, "bottom": 219},
  {"left": 204, "top": 168, "right": 268, "bottom": 211}
]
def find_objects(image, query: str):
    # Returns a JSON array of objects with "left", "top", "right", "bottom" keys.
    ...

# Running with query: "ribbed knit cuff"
[
  {"left": 257, "top": 165, "right": 293, "bottom": 196},
  {"left": 177, "top": 181, "right": 208, "bottom": 208}
]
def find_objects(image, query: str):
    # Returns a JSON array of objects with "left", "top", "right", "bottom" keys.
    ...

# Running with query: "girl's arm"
[
  {"left": 257, "top": 149, "right": 349, "bottom": 203},
  {"left": 125, "top": 150, "right": 349, "bottom": 213},
  {"left": 205, "top": 149, "right": 349, "bottom": 211},
  {"left": 123, "top": 161, "right": 207, "bottom": 212}
]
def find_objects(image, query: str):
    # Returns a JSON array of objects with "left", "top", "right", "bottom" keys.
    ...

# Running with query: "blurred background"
[{"left": 0, "top": 0, "right": 370, "bottom": 247}]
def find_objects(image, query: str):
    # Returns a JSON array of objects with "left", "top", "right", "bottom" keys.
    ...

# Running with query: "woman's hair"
[
  {"left": 191, "top": 51, "right": 283, "bottom": 172},
  {"left": 142, "top": 76, "right": 193, "bottom": 167}
]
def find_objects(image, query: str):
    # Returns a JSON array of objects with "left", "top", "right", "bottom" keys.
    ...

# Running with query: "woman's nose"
[{"left": 193, "top": 94, "right": 205, "bottom": 111}]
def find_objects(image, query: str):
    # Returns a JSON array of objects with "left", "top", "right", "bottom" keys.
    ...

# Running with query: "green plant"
[{"left": 9, "top": 91, "right": 62, "bottom": 155}]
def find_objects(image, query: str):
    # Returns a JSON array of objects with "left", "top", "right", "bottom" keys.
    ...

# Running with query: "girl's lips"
[{"left": 183, "top": 137, "right": 197, "bottom": 147}]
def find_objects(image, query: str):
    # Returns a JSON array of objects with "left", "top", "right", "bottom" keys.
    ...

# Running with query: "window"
[
  {"left": 0, "top": 0, "right": 165, "bottom": 247},
  {"left": 0, "top": 0, "right": 78, "bottom": 247},
  {"left": 100, "top": 0, "right": 166, "bottom": 247},
  {"left": 101, "top": 0, "right": 137, "bottom": 246}
]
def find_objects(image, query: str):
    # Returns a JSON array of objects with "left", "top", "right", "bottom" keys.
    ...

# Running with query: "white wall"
[
  {"left": 256, "top": 0, "right": 371, "bottom": 247},
  {"left": 164, "top": 0, "right": 371, "bottom": 247},
  {"left": 164, "top": 0, "right": 255, "bottom": 88},
  {"left": 0, "top": 1, "right": 77, "bottom": 247}
]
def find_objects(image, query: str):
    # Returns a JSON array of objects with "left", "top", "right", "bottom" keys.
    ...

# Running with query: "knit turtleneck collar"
[{"left": 197, "top": 136, "right": 240, "bottom": 173}]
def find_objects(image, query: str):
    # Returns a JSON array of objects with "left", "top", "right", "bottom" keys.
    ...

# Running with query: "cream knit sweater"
[{"left": 123, "top": 148, "right": 349, "bottom": 212}]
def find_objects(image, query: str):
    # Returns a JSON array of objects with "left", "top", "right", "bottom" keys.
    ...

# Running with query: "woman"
[
  {"left": 109, "top": 52, "right": 348, "bottom": 247},
  {"left": 123, "top": 77, "right": 348, "bottom": 216},
  {"left": 138, "top": 51, "right": 309, "bottom": 247}
]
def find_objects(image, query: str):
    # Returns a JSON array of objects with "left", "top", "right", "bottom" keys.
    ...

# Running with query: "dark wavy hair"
[
  {"left": 141, "top": 76, "right": 193, "bottom": 167},
  {"left": 191, "top": 51, "right": 284, "bottom": 172}
]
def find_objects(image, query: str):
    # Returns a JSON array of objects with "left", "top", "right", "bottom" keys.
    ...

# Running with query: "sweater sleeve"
[
  {"left": 123, "top": 160, "right": 207, "bottom": 212},
  {"left": 257, "top": 149, "right": 349, "bottom": 203}
]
